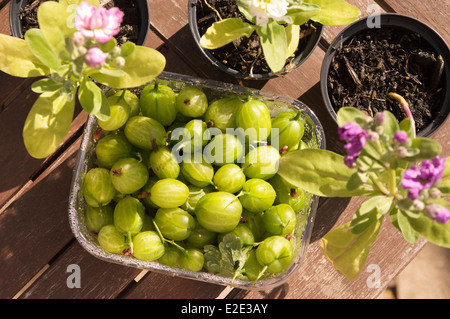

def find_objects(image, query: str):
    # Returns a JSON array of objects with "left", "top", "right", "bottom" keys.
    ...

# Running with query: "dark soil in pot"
[
  {"left": 327, "top": 26, "right": 446, "bottom": 133},
  {"left": 194, "top": 0, "right": 321, "bottom": 78},
  {"left": 16, "top": 0, "right": 145, "bottom": 45}
]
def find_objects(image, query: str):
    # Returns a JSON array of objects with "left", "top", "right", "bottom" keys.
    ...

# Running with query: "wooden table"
[{"left": 1, "top": 0, "right": 449, "bottom": 300}]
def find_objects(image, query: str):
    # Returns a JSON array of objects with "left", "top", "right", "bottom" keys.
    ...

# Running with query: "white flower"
[{"left": 246, "top": 0, "right": 290, "bottom": 26}]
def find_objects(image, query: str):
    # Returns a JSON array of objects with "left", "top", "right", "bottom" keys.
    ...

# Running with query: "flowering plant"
[
  {"left": 277, "top": 106, "right": 450, "bottom": 280},
  {"left": 0, "top": 0, "right": 165, "bottom": 158},
  {"left": 199, "top": 0, "right": 360, "bottom": 74}
]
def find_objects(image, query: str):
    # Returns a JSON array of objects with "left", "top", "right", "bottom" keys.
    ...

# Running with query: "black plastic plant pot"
[
  {"left": 320, "top": 13, "right": 450, "bottom": 137},
  {"left": 188, "top": 0, "right": 323, "bottom": 81},
  {"left": 9, "top": 0, "right": 150, "bottom": 45}
]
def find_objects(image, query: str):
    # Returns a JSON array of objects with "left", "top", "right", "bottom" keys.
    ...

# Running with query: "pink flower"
[
  {"left": 85, "top": 47, "right": 107, "bottom": 67},
  {"left": 425, "top": 203, "right": 450, "bottom": 224},
  {"left": 75, "top": 2, "right": 124, "bottom": 43},
  {"left": 338, "top": 122, "right": 367, "bottom": 168},
  {"left": 401, "top": 156, "right": 447, "bottom": 200}
]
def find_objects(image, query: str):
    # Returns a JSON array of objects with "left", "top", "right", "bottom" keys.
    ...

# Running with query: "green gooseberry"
[
  {"left": 256, "top": 235, "right": 294, "bottom": 274},
  {"left": 85, "top": 204, "right": 114, "bottom": 233},
  {"left": 149, "top": 145, "right": 180, "bottom": 179},
  {"left": 140, "top": 83, "right": 177, "bottom": 126},
  {"left": 269, "top": 174, "right": 306, "bottom": 213},
  {"left": 150, "top": 178, "right": 190, "bottom": 208},
  {"left": 158, "top": 244, "right": 183, "bottom": 267},
  {"left": 95, "top": 133, "right": 134, "bottom": 168},
  {"left": 83, "top": 167, "right": 116, "bottom": 207},
  {"left": 154, "top": 207, "right": 195, "bottom": 241},
  {"left": 97, "top": 95, "right": 130, "bottom": 131},
  {"left": 113, "top": 196, "right": 145, "bottom": 236},
  {"left": 180, "top": 158, "right": 214, "bottom": 187},
  {"left": 203, "top": 133, "right": 245, "bottom": 166},
  {"left": 235, "top": 99, "right": 271, "bottom": 144},
  {"left": 195, "top": 192, "right": 243, "bottom": 233},
  {"left": 186, "top": 222, "right": 218, "bottom": 249},
  {"left": 242, "top": 145, "right": 280, "bottom": 180},
  {"left": 217, "top": 224, "right": 255, "bottom": 247},
  {"left": 203, "top": 97, "right": 243, "bottom": 132},
  {"left": 112, "top": 89, "right": 140, "bottom": 117},
  {"left": 241, "top": 209, "right": 266, "bottom": 242},
  {"left": 239, "top": 178, "right": 276, "bottom": 213},
  {"left": 137, "top": 176, "right": 160, "bottom": 209},
  {"left": 124, "top": 115, "right": 167, "bottom": 151},
  {"left": 263, "top": 204, "right": 297, "bottom": 236},
  {"left": 98, "top": 225, "right": 128, "bottom": 254},
  {"left": 213, "top": 164, "right": 246, "bottom": 193},
  {"left": 110, "top": 157, "right": 149, "bottom": 194},
  {"left": 180, "top": 248, "right": 205, "bottom": 272},
  {"left": 269, "top": 111, "right": 305, "bottom": 151},
  {"left": 181, "top": 184, "right": 215, "bottom": 214},
  {"left": 176, "top": 87, "right": 208, "bottom": 118},
  {"left": 132, "top": 231, "right": 165, "bottom": 261}
]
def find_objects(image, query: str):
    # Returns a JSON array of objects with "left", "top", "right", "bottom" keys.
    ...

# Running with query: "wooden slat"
[
  {"left": 19, "top": 240, "right": 142, "bottom": 299},
  {"left": 0, "top": 138, "right": 80, "bottom": 299},
  {"left": 121, "top": 272, "right": 228, "bottom": 299},
  {"left": 379, "top": 0, "right": 450, "bottom": 44},
  {"left": 0, "top": 81, "right": 86, "bottom": 207}
]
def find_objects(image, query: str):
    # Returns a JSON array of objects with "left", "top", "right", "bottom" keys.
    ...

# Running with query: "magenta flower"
[
  {"left": 85, "top": 47, "right": 107, "bottom": 67},
  {"left": 338, "top": 122, "right": 367, "bottom": 168},
  {"left": 425, "top": 203, "right": 450, "bottom": 224},
  {"left": 401, "top": 156, "right": 447, "bottom": 200},
  {"left": 393, "top": 131, "right": 409, "bottom": 144},
  {"left": 75, "top": 2, "right": 124, "bottom": 43}
]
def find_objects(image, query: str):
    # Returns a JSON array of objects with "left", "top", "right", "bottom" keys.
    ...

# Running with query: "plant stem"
[
  {"left": 388, "top": 92, "right": 416, "bottom": 137},
  {"left": 369, "top": 172, "right": 390, "bottom": 196},
  {"left": 152, "top": 220, "right": 187, "bottom": 254},
  {"left": 388, "top": 168, "right": 397, "bottom": 196}
]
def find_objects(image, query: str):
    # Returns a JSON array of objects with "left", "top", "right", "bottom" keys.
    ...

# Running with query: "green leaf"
[
  {"left": 199, "top": 18, "right": 256, "bottom": 50},
  {"left": 346, "top": 171, "right": 368, "bottom": 192},
  {"left": 31, "top": 78, "right": 63, "bottom": 94},
  {"left": 321, "top": 219, "right": 382, "bottom": 280},
  {"left": 285, "top": 24, "right": 300, "bottom": 58},
  {"left": 0, "top": 34, "right": 51, "bottom": 77},
  {"left": 286, "top": 3, "right": 321, "bottom": 25},
  {"left": 24, "top": 29, "right": 61, "bottom": 71},
  {"left": 350, "top": 196, "right": 393, "bottom": 234},
  {"left": 257, "top": 21, "right": 287, "bottom": 73},
  {"left": 78, "top": 78, "right": 110, "bottom": 121},
  {"left": 120, "top": 42, "right": 136, "bottom": 57},
  {"left": 380, "top": 110, "right": 400, "bottom": 141},
  {"left": 406, "top": 210, "right": 450, "bottom": 248},
  {"left": 403, "top": 138, "right": 442, "bottom": 162},
  {"left": 397, "top": 209, "right": 420, "bottom": 243},
  {"left": 336, "top": 107, "right": 366, "bottom": 127},
  {"left": 23, "top": 91, "right": 75, "bottom": 159},
  {"left": 306, "top": 0, "right": 361, "bottom": 25},
  {"left": 204, "top": 234, "right": 251, "bottom": 280},
  {"left": 98, "top": 67, "right": 126, "bottom": 77},
  {"left": 90, "top": 46, "right": 166, "bottom": 89},
  {"left": 99, "top": 37, "right": 118, "bottom": 53},
  {"left": 236, "top": 1, "right": 256, "bottom": 25},
  {"left": 203, "top": 245, "right": 222, "bottom": 274},
  {"left": 399, "top": 118, "right": 415, "bottom": 139},
  {"left": 277, "top": 149, "right": 380, "bottom": 197},
  {"left": 37, "top": 1, "right": 74, "bottom": 60},
  {"left": 442, "top": 157, "right": 450, "bottom": 179}
]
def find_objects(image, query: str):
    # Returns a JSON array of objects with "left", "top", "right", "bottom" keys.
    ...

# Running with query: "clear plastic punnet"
[{"left": 68, "top": 71, "right": 326, "bottom": 290}]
